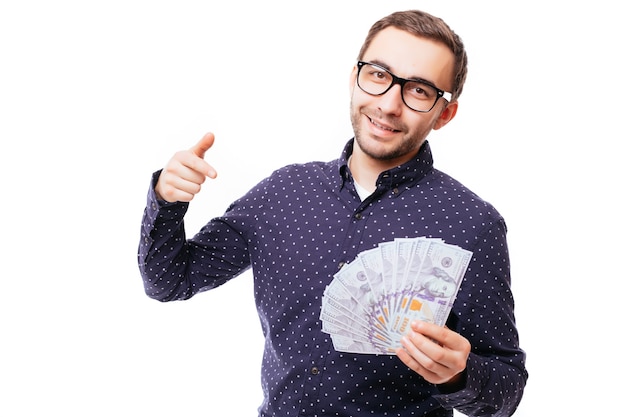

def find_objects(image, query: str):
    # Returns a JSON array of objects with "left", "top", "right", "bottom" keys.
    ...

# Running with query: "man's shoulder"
[
  {"left": 269, "top": 158, "right": 340, "bottom": 179},
  {"left": 425, "top": 168, "right": 503, "bottom": 218}
]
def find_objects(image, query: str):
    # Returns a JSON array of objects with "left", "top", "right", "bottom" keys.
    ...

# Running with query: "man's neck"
[
  {"left": 349, "top": 144, "right": 415, "bottom": 192},
  {"left": 348, "top": 153, "right": 380, "bottom": 193}
]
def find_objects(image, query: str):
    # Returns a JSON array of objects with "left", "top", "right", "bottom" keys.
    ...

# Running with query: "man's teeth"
[{"left": 370, "top": 118, "right": 396, "bottom": 132}]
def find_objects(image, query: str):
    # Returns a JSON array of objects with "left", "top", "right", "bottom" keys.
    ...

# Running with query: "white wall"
[{"left": 1, "top": 1, "right": 624, "bottom": 415}]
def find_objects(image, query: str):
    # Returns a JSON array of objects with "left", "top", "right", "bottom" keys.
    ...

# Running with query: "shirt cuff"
[
  {"left": 433, "top": 353, "right": 483, "bottom": 407},
  {"left": 142, "top": 170, "right": 189, "bottom": 231}
]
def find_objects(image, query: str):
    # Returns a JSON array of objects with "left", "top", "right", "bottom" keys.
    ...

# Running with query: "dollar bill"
[{"left": 320, "top": 237, "right": 473, "bottom": 354}]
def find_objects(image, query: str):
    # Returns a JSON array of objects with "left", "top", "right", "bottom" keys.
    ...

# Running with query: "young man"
[{"left": 138, "top": 9, "right": 527, "bottom": 417}]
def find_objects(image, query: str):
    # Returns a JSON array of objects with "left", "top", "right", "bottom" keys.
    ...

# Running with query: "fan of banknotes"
[{"left": 320, "top": 237, "right": 473, "bottom": 354}]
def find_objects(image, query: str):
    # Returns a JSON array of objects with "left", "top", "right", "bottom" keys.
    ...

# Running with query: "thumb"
[{"left": 190, "top": 132, "right": 215, "bottom": 159}]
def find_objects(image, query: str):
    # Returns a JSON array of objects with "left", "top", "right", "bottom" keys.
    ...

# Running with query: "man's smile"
[{"left": 367, "top": 115, "right": 402, "bottom": 134}]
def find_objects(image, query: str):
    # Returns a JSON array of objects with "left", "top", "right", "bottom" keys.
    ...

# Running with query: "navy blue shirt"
[{"left": 138, "top": 139, "right": 527, "bottom": 416}]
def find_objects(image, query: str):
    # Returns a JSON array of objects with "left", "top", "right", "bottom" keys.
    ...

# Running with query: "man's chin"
[{"left": 355, "top": 138, "right": 401, "bottom": 161}]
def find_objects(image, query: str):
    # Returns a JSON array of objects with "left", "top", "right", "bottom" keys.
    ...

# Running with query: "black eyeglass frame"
[{"left": 356, "top": 61, "right": 452, "bottom": 113}]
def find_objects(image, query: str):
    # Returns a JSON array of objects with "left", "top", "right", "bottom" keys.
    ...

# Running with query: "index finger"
[
  {"left": 187, "top": 132, "right": 217, "bottom": 178},
  {"left": 190, "top": 132, "right": 215, "bottom": 159}
]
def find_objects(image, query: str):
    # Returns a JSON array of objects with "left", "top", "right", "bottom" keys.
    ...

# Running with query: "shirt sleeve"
[
  {"left": 433, "top": 217, "right": 528, "bottom": 416},
  {"left": 137, "top": 170, "right": 251, "bottom": 302}
]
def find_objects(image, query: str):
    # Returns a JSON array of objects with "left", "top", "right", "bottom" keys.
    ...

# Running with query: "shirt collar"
[{"left": 338, "top": 138, "right": 434, "bottom": 191}]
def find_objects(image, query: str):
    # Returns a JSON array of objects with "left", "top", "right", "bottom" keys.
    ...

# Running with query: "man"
[{"left": 138, "top": 9, "right": 527, "bottom": 417}]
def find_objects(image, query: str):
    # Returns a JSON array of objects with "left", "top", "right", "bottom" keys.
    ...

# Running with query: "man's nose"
[{"left": 376, "top": 83, "right": 404, "bottom": 115}]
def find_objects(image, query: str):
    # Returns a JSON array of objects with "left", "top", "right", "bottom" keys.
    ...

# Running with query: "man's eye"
[{"left": 407, "top": 83, "right": 434, "bottom": 100}]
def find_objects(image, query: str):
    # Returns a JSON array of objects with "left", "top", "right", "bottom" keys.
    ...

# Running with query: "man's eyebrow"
[
  {"left": 367, "top": 59, "right": 394, "bottom": 74},
  {"left": 367, "top": 59, "right": 438, "bottom": 87}
]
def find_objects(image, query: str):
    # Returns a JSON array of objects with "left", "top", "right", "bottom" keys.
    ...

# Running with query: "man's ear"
[
  {"left": 349, "top": 65, "right": 358, "bottom": 94},
  {"left": 433, "top": 101, "right": 458, "bottom": 130}
]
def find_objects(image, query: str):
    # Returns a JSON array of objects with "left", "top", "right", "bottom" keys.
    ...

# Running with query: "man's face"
[{"left": 350, "top": 27, "right": 457, "bottom": 166}]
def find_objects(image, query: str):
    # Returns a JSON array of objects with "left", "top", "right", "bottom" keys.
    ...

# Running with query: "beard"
[{"left": 350, "top": 100, "right": 434, "bottom": 162}]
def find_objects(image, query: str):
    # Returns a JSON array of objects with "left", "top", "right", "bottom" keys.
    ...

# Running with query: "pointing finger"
[
  {"left": 188, "top": 132, "right": 217, "bottom": 178},
  {"left": 190, "top": 132, "right": 215, "bottom": 159}
]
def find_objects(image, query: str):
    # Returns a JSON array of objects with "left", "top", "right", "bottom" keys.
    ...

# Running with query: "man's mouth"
[{"left": 368, "top": 116, "right": 400, "bottom": 133}]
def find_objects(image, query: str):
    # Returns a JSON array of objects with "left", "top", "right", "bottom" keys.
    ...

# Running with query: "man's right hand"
[{"left": 155, "top": 132, "right": 218, "bottom": 202}]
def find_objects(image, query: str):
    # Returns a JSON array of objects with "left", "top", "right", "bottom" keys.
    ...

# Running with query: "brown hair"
[{"left": 357, "top": 10, "right": 468, "bottom": 101}]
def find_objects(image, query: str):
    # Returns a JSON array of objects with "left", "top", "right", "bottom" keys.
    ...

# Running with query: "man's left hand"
[{"left": 396, "top": 320, "right": 471, "bottom": 386}]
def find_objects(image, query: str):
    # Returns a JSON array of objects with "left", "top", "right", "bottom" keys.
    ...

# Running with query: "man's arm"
[
  {"left": 138, "top": 178, "right": 194, "bottom": 301},
  {"left": 398, "top": 219, "right": 527, "bottom": 416},
  {"left": 441, "top": 219, "right": 527, "bottom": 416},
  {"left": 137, "top": 132, "right": 246, "bottom": 301}
]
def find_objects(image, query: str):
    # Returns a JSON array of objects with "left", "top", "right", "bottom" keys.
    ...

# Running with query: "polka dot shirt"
[{"left": 138, "top": 139, "right": 527, "bottom": 416}]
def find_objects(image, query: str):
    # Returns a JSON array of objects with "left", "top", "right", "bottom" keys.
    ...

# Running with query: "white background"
[{"left": 1, "top": 1, "right": 624, "bottom": 415}]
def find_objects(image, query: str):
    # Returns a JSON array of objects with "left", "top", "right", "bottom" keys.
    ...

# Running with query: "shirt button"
[
  {"left": 311, "top": 366, "right": 320, "bottom": 375},
  {"left": 354, "top": 213, "right": 363, "bottom": 220}
]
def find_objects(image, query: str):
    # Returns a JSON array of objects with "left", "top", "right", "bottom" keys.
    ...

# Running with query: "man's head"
[
  {"left": 356, "top": 10, "right": 467, "bottom": 101},
  {"left": 349, "top": 10, "right": 468, "bottom": 168}
]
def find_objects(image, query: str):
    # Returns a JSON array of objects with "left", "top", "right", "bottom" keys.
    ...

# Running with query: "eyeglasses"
[{"left": 356, "top": 61, "right": 452, "bottom": 113}]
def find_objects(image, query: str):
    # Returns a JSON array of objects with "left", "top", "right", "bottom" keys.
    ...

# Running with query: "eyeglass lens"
[{"left": 357, "top": 63, "right": 440, "bottom": 112}]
